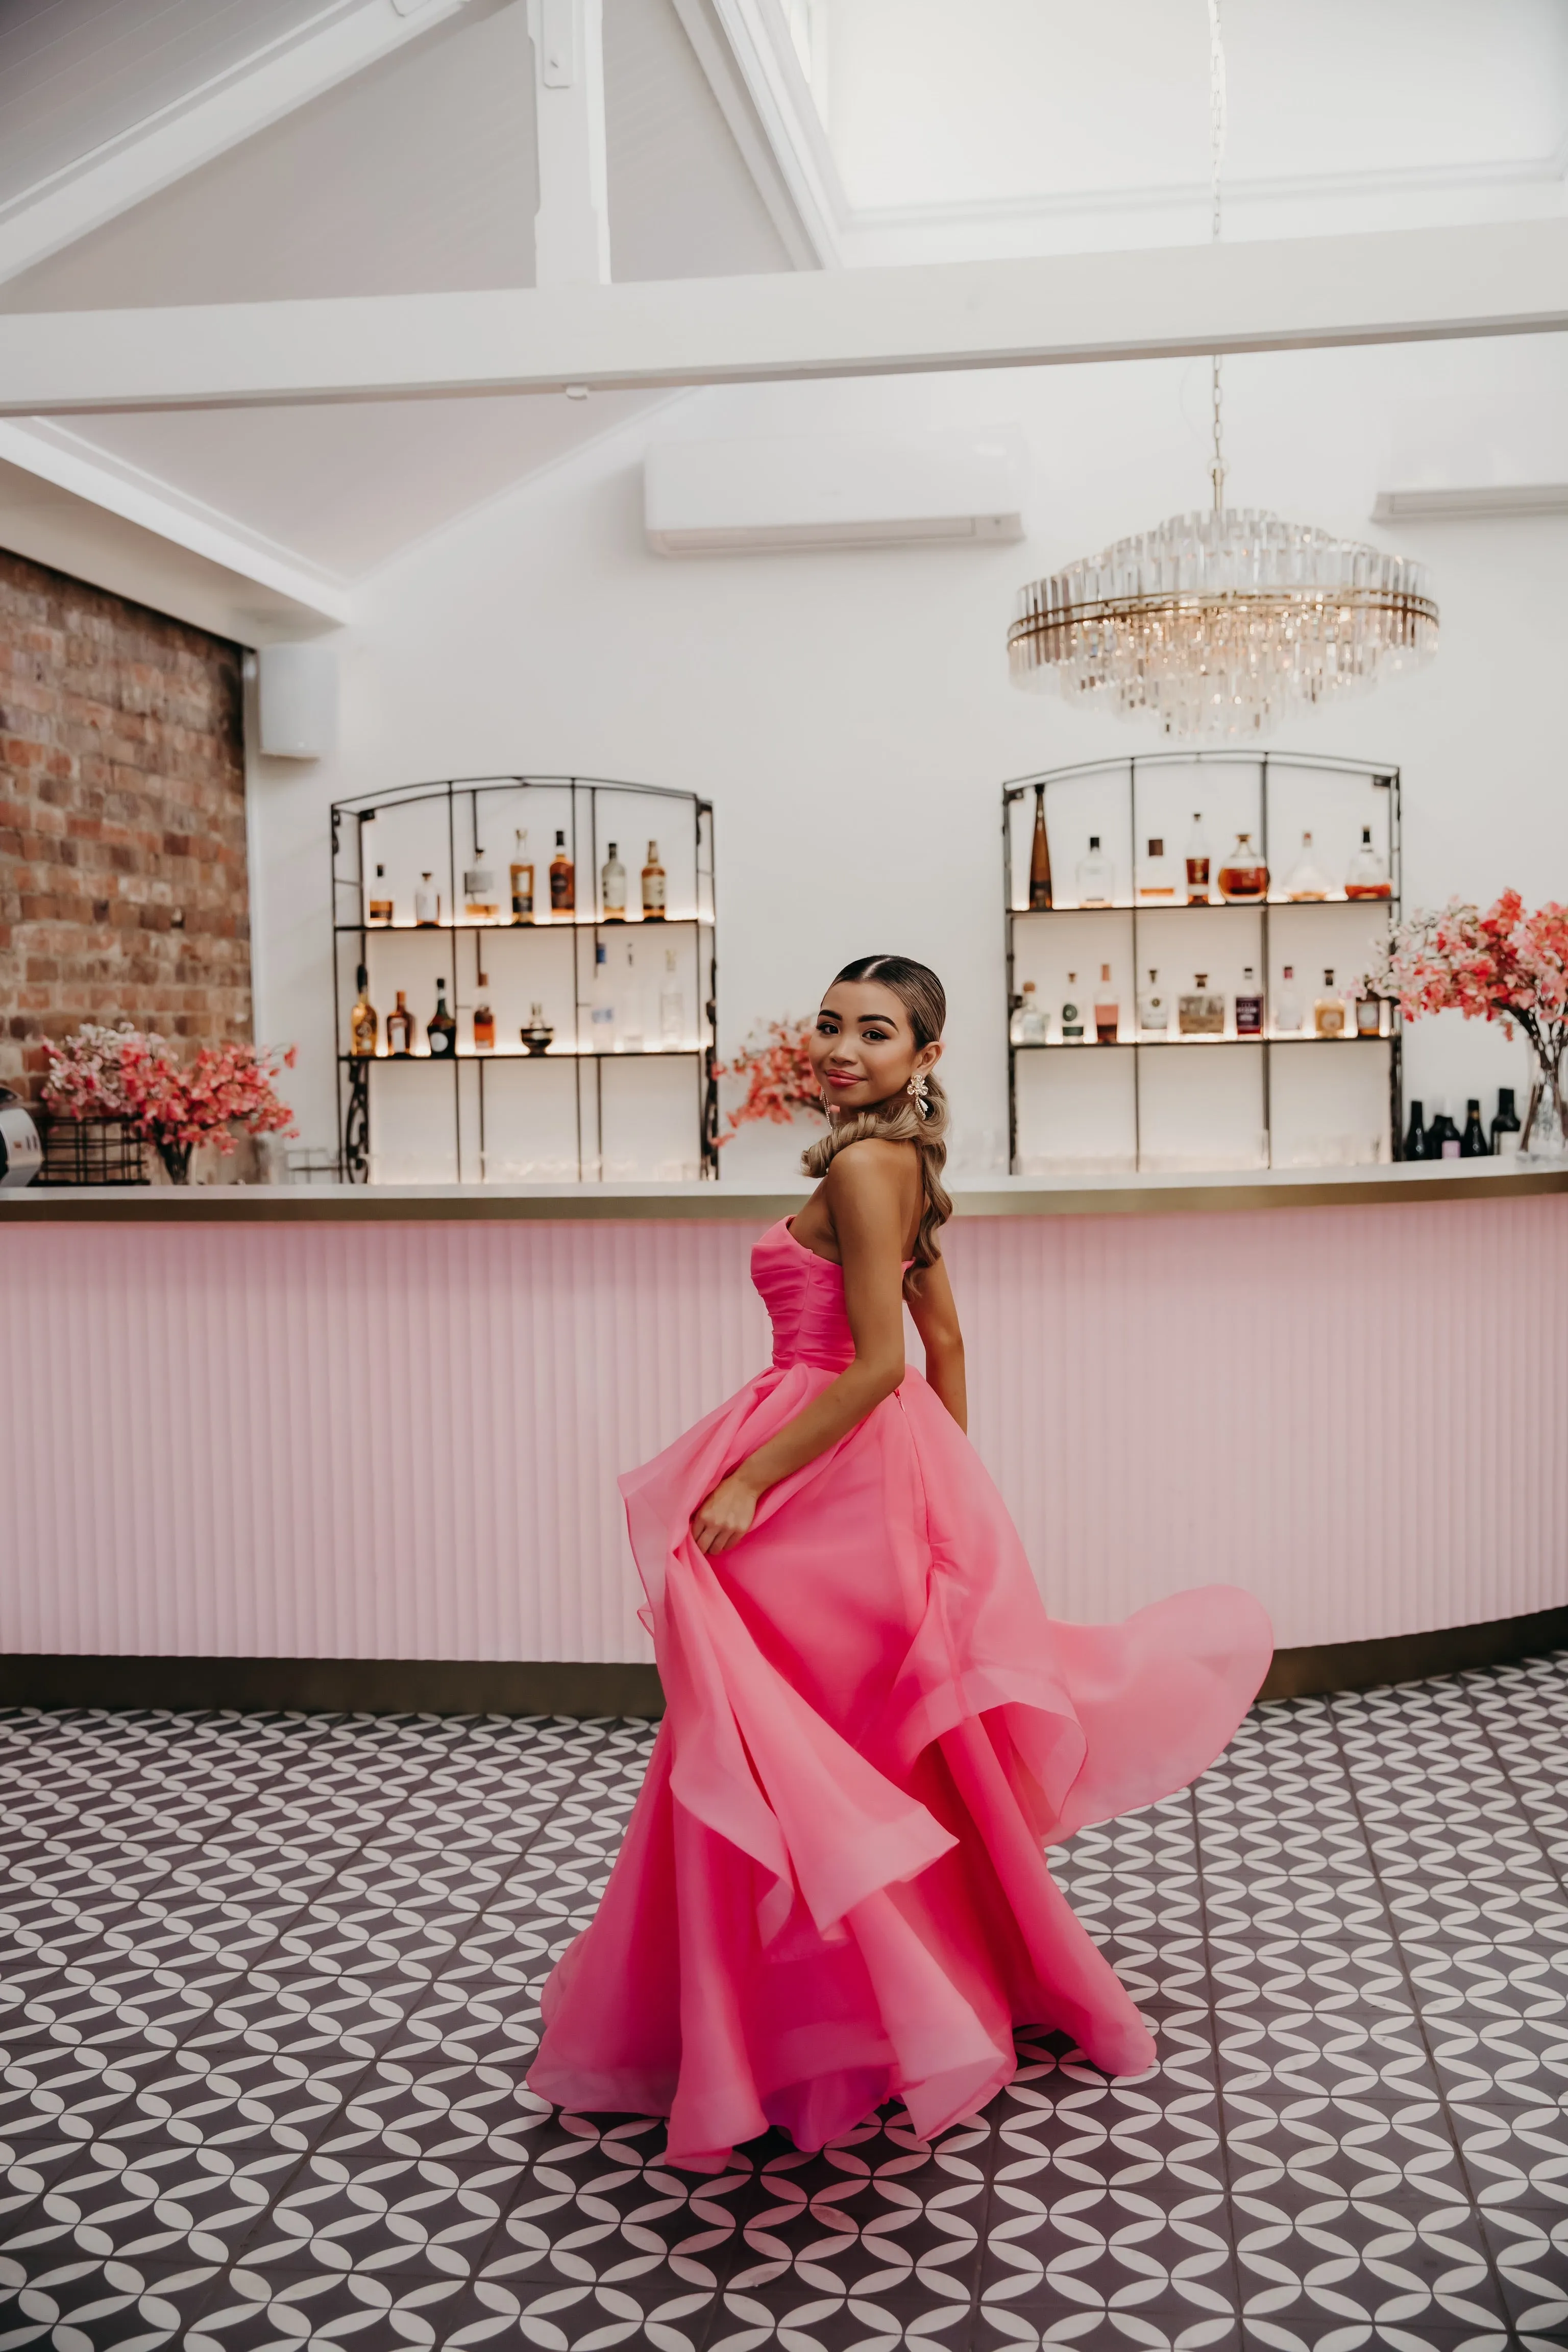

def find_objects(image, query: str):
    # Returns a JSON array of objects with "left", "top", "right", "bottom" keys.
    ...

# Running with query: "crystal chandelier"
[{"left": 1008, "top": 4, "right": 1438, "bottom": 741}]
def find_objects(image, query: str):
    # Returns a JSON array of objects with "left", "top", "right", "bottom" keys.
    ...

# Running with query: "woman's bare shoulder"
[{"left": 824, "top": 1135, "right": 919, "bottom": 1191}]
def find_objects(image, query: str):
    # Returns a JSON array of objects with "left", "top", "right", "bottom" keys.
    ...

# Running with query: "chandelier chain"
[{"left": 1208, "top": 0, "right": 1227, "bottom": 511}]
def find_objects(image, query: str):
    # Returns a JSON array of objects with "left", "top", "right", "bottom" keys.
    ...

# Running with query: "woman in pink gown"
[{"left": 529, "top": 955, "right": 1272, "bottom": 2172}]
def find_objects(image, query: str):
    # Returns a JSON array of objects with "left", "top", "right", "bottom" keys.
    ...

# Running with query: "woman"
[{"left": 529, "top": 954, "right": 1271, "bottom": 2171}]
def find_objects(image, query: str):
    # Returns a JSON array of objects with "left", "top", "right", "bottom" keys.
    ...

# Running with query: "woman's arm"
[
  {"left": 690, "top": 1142, "right": 912, "bottom": 1555},
  {"left": 906, "top": 1255, "right": 967, "bottom": 1432}
]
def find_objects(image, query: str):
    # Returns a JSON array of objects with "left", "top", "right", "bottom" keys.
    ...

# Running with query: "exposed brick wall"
[{"left": 0, "top": 547, "right": 250, "bottom": 1102}]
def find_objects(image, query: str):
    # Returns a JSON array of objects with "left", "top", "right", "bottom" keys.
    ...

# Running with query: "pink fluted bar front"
[{"left": 2, "top": 1192, "right": 1564, "bottom": 1662}]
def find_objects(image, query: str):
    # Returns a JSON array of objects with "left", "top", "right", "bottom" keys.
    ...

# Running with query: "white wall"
[{"left": 247, "top": 332, "right": 1568, "bottom": 1177}]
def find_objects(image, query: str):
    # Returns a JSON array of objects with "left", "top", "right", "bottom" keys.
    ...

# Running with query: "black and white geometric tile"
[{"left": 4, "top": 1658, "right": 1568, "bottom": 2350}]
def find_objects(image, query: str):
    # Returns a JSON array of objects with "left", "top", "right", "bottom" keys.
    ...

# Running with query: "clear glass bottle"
[
  {"left": 1282, "top": 830, "right": 1331, "bottom": 901},
  {"left": 549, "top": 829, "right": 575, "bottom": 916},
  {"left": 386, "top": 988, "right": 413, "bottom": 1056},
  {"left": 1014, "top": 980, "right": 1048, "bottom": 1045},
  {"left": 1235, "top": 965, "right": 1264, "bottom": 1036},
  {"left": 1313, "top": 967, "right": 1346, "bottom": 1038},
  {"left": 601, "top": 841, "right": 627, "bottom": 922},
  {"left": 414, "top": 871, "right": 440, "bottom": 927},
  {"left": 618, "top": 942, "right": 644, "bottom": 1051},
  {"left": 658, "top": 949, "right": 684, "bottom": 1047},
  {"left": 427, "top": 979, "right": 456, "bottom": 1058},
  {"left": 589, "top": 940, "right": 615, "bottom": 1046},
  {"left": 1136, "top": 969, "right": 1168, "bottom": 1033},
  {"left": 510, "top": 829, "right": 534, "bottom": 923},
  {"left": 350, "top": 964, "right": 378, "bottom": 1056},
  {"left": 1275, "top": 964, "right": 1304, "bottom": 1033},
  {"left": 1178, "top": 973, "right": 1225, "bottom": 1036},
  {"left": 1094, "top": 963, "right": 1119, "bottom": 1044},
  {"left": 1061, "top": 973, "right": 1084, "bottom": 1041},
  {"left": 1027, "top": 785, "right": 1052, "bottom": 911},
  {"left": 367, "top": 863, "right": 393, "bottom": 926},
  {"left": 1345, "top": 825, "right": 1391, "bottom": 900},
  {"left": 472, "top": 975, "right": 495, "bottom": 1053},
  {"left": 1076, "top": 835, "right": 1113, "bottom": 906},
  {"left": 1491, "top": 1086, "right": 1522, "bottom": 1156},
  {"left": 464, "top": 849, "right": 499, "bottom": 922},
  {"left": 1217, "top": 831, "right": 1269, "bottom": 901},
  {"left": 521, "top": 1001, "right": 554, "bottom": 1055},
  {"left": 1137, "top": 837, "right": 1177, "bottom": 900},
  {"left": 1184, "top": 813, "right": 1211, "bottom": 903},
  {"left": 642, "top": 840, "right": 667, "bottom": 921}
]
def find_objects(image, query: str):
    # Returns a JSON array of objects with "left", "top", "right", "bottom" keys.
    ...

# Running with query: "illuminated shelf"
[
  {"left": 1012, "top": 1032, "right": 1392, "bottom": 1050},
  {"left": 341, "top": 1048, "right": 704, "bottom": 1064},
  {"left": 337, "top": 915, "right": 713, "bottom": 935},
  {"left": 1011, "top": 895, "right": 1392, "bottom": 915}
]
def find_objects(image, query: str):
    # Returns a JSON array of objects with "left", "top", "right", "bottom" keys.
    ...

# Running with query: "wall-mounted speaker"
[{"left": 257, "top": 641, "right": 339, "bottom": 760}]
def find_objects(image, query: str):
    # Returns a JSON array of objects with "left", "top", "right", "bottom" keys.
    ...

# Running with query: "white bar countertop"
[{"left": 5, "top": 1161, "right": 1567, "bottom": 1220}]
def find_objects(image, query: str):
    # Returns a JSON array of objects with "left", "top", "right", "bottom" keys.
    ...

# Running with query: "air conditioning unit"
[{"left": 645, "top": 430, "right": 1027, "bottom": 556}]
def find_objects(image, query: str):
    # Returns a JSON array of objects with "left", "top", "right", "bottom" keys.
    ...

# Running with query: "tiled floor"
[{"left": 3, "top": 1660, "right": 1567, "bottom": 2350}]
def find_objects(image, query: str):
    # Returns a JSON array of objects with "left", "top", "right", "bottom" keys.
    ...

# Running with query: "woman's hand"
[{"left": 690, "top": 1473, "right": 760, "bottom": 1556}]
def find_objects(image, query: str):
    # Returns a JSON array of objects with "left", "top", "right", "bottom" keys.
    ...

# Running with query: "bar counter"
[{"left": 4, "top": 1161, "right": 1566, "bottom": 1711}]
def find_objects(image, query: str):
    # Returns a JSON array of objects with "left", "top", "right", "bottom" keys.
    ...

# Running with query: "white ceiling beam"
[
  {"left": 667, "top": 0, "right": 824, "bottom": 271},
  {"left": 528, "top": 0, "right": 610, "bottom": 286},
  {"left": 0, "top": 0, "right": 476, "bottom": 289},
  {"left": 693, "top": 0, "right": 844, "bottom": 267},
  {"left": 1, "top": 217, "right": 1565, "bottom": 413}
]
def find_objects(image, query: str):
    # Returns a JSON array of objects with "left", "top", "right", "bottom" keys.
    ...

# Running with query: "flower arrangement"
[
  {"left": 716, "top": 1017, "right": 821, "bottom": 1143},
  {"left": 1362, "top": 889, "right": 1568, "bottom": 1154},
  {"left": 42, "top": 1023, "right": 298, "bottom": 1182}
]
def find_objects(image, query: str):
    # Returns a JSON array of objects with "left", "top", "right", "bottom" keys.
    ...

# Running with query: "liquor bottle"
[
  {"left": 1076, "top": 836, "right": 1113, "bottom": 906},
  {"left": 473, "top": 975, "right": 495, "bottom": 1054},
  {"left": 510, "top": 829, "right": 534, "bottom": 923},
  {"left": 367, "top": 864, "right": 394, "bottom": 926},
  {"left": 658, "top": 949, "right": 684, "bottom": 1047},
  {"left": 642, "top": 840, "right": 667, "bottom": 920},
  {"left": 350, "top": 965, "right": 378, "bottom": 1056},
  {"left": 619, "top": 942, "right": 644, "bottom": 1051},
  {"left": 428, "top": 979, "right": 456, "bottom": 1058},
  {"left": 1014, "top": 980, "right": 1048, "bottom": 1044},
  {"left": 1345, "top": 825, "right": 1391, "bottom": 899},
  {"left": 1282, "top": 830, "right": 1331, "bottom": 901},
  {"left": 1491, "top": 1087, "right": 1522, "bottom": 1156},
  {"left": 521, "top": 1002, "right": 554, "bottom": 1056},
  {"left": 589, "top": 940, "right": 615, "bottom": 1046},
  {"left": 1185, "top": 813, "right": 1211, "bottom": 903},
  {"left": 414, "top": 871, "right": 440, "bottom": 926},
  {"left": 1094, "top": 964, "right": 1119, "bottom": 1044},
  {"left": 1313, "top": 968, "right": 1346, "bottom": 1038},
  {"left": 549, "top": 830, "right": 575, "bottom": 916},
  {"left": 1460, "top": 1098, "right": 1487, "bottom": 1157},
  {"left": 1061, "top": 973, "right": 1085, "bottom": 1041},
  {"left": 1178, "top": 973, "right": 1225, "bottom": 1036},
  {"left": 1027, "top": 785, "right": 1052, "bottom": 910},
  {"left": 1427, "top": 1098, "right": 1461, "bottom": 1159},
  {"left": 601, "top": 841, "right": 627, "bottom": 921},
  {"left": 464, "top": 849, "right": 499, "bottom": 922},
  {"left": 1276, "top": 964, "right": 1304, "bottom": 1033},
  {"left": 1217, "top": 831, "right": 1269, "bottom": 901},
  {"left": 1355, "top": 991, "right": 1382, "bottom": 1038},
  {"left": 1235, "top": 966, "right": 1264, "bottom": 1037},
  {"left": 1137, "top": 837, "right": 1177, "bottom": 900},
  {"left": 386, "top": 990, "right": 414, "bottom": 1057},
  {"left": 1403, "top": 1098, "right": 1426, "bottom": 1161},
  {"left": 1137, "top": 969, "right": 1168, "bottom": 1033}
]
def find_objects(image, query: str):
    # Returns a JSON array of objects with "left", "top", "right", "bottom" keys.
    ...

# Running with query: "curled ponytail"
[{"left": 800, "top": 954, "right": 952, "bottom": 1281}]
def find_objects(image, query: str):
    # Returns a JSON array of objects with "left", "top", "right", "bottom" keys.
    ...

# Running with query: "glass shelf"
[
  {"left": 1010, "top": 895, "right": 1392, "bottom": 915},
  {"left": 1012, "top": 1032, "right": 1391, "bottom": 1050},
  {"left": 338, "top": 916, "right": 713, "bottom": 935},
  {"left": 342, "top": 1048, "right": 704, "bottom": 1065}
]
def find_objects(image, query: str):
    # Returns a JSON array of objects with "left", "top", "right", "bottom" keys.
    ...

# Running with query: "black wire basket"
[{"left": 39, "top": 1116, "right": 149, "bottom": 1186}]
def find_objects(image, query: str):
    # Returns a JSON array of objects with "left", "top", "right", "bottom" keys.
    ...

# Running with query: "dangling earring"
[{"left": 907, "top": 1070, "right": 930, "bottom": 1114}]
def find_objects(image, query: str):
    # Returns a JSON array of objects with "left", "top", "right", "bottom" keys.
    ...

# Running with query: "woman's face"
[{"left": 808, "top": 981, "right": 942, "bottom": 1115}]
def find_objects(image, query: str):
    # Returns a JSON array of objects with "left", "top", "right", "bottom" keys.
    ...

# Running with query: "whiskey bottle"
[
  {"left": 589, "top": 940, "right": 615, "bottom": 1046},
  {"left": 1402, "top": 1097, "right": 1426, "bottom": 1160},
  {"left": 1313, "top": 968, "right": 1346, "bottom": 1038},
  {"left": 1235, "top": 966, "right": 1264, "bottom": 1036},
  {"left": 473, "top": 975, "right": 495, "bottom": 1054},
  {"left": 1136, "top": 968, "right": 1168, "bottom": 1032},
  {"left": 1178, "top": 973, "right": 1225, "bottom": 1036},
  {"left": 387, "top": 989, "right": 414, "bottom": 1056},
  {"left": 428, "top": 980, "right": 456, "bottom": 1058},
  {"left": 368, "top": 864, "right": 394, "bottom": 925},
  {"left": 1184, "top": 813, "right": 1211, "bottom": 903},
  {"left": 658, "top": 948, "right": 684, "bottom": 1047},
  {"left": 549, "top": 830, "right": 575, "bottom": 916},
  {"left": 642, "top": 840, "right": 667, "bottom": 920},
  {"left": 350, "top": 965, "right": 378, "bottom": 1056},
  {"left": 1282, "top": 831, "right": 1331, "bottom": 901},
  {"left": 414, "top": 871, "right": 440, "bottom": 926},
  {"left": 510, "top": 829, "right": 534, "bottom": 923},
  {"left": 1014, "top": 981, "right": 1047, "bottom": 1044},
  {"left": 1094, "top": 964, "right": 1119, "bottom": 1044},
  {"left": 1061, "top": 973, "right": 1084, "bottom": 1041},
  {"left": 1217, "top": 832, "right": 1269, "bottom": 901},
  {"left": 1027, "top": 785, "right": 1052, "bottom": 910},
  {"left": 601, "top": 841, "right": 627, "bottom": 921},
  {"left": 1276, "top": 964, "right": 1304, "bottom": 1032},
  {"left": 464, "top": 849, "right": 499, "bottom": 922},
  {"left": 1491, "top": 1086, "right": 1522, "bottom": 1156},
  {"left": 1137, "top": 837, "right": 1177, "bottom": 900},
  {"left": 1345, "top": 825, "right": 1392, "bottom": 899},
  {"left": 1076, "top": 836, "right": 1113, "bottom": 906},
  {"left": 1355, "top": 991, "right": 1383, "bottom": 1038},
  {"left": 1460, "top": 1098, "right": 1487, "bottom": 1157}
]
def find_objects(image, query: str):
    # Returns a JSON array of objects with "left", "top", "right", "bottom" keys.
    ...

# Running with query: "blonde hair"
[{"left": 800, "top": 954, "right": 952, "bottom": 1279}]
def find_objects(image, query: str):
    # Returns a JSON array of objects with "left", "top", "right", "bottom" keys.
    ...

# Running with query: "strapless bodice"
[{"left": 752, "top": 1218, "right": 856, "bottom": 1371}]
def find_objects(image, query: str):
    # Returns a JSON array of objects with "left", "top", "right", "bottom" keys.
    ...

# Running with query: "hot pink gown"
[{"left": 528, "top": 1218, "right": 1272, "bottom": 2171}]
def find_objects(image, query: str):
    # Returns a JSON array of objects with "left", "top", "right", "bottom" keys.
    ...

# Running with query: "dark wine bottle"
[
  {"left": 1402, "top": 1098, "right": 1426, "bottom": 1161},
  {"left": 1490, "top": 1086, "right": 1522, "bottom": 1156},
  {"left": 1427, "top": 1099, "right": 1461, "bottom": 1160},
  {"left": 1027, "top": 783, "right": 1052, "bottom": 911},
  {"left": 1460, "top": 1098, "right": 1487, "bottom": 1158},
  {"left": 428, "top": 979, "right": 457, "bottom": 1059}
]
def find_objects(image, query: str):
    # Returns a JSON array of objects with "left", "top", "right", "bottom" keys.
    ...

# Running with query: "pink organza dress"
[{"left": 528, "top": 1218, "right": 1272, "bottom": 2171}]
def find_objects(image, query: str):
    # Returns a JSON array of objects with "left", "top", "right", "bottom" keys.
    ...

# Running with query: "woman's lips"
[{"left": 824, "top": 1071, "right": 862, "bottom": 1088}]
